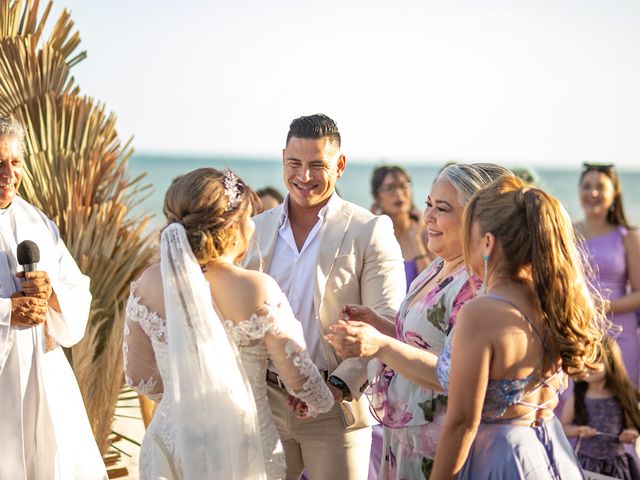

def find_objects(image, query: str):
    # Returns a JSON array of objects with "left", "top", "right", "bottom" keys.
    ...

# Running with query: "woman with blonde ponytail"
[{"left": 431, "top": 175, "right": 606, "bottom": 479}]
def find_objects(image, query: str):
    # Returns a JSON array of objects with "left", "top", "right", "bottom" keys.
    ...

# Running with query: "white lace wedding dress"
[{"left": 123, "top": 281, "right": 334, "bottom": 480}]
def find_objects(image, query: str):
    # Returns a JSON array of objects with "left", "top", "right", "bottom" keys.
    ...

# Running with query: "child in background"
[{"left": 562, "top": 336, "right": 640, "bottom": 479}]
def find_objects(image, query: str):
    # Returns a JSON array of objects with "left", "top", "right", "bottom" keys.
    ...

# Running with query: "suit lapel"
[
  {"left": 256, "top": 206, "right": 281, "bottom": 273},
  {"left": 313, "top": 200, "right": 352, "bottom": 321}
]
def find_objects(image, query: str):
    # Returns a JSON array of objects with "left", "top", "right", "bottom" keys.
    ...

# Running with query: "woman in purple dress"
[
  {"left": 576, "top": 163, "right": 640, "bottom": 386},
  {"left": 370, "top": 165, "right": 430, "bottom": 290},
  {"left": 430, "top": 175, "right": 605, "bottom": 478}
]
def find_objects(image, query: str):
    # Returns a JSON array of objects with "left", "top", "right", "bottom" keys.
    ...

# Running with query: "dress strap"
[
  {"left": 483, "top": 293, "right": 564, "bottom": 423},
  {"left": 484, "top": 293, "right": 545, "bottom": 344}
]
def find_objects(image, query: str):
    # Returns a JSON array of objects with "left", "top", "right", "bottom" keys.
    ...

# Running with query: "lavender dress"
[
  {"left": 585, "top": 227, "right": 639, "bottom": 386},
  {"left": 436, "top": 294, "right": 583, "bottom": 479},
  {"left": 575, "top": 396, "right": 640, "bottom": 479}
]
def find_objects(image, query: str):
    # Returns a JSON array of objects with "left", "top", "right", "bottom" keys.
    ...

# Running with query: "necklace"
[{"left": 434, "top": 259, "right": 465, "bottom": 284}]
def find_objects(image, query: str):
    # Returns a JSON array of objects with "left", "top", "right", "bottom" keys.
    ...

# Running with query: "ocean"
[{"left": 128, "top": 154, "right": 640, "bottom": 230}]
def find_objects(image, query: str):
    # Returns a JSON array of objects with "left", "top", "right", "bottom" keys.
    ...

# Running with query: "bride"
[{"left": 123, "top": 168, "right": 334, "bottom": 479}]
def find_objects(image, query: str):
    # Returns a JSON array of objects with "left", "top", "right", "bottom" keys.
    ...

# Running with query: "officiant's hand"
[
  {"left": 17, "top": 271, "right": 61, "bottom": 313},
  {"left": 17, "top": 271, "right": 53, "bottom": 300},
  {"left": 10, "top": 292, "right": 48, "bottom": 327}
]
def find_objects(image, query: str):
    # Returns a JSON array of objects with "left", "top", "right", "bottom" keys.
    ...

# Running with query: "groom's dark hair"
[{"left": 286, "top": 113, "right": 341, "bottom": 147}]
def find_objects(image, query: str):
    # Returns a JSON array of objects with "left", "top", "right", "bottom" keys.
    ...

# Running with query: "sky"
[{"left": 47, "top": 0, "right": 640, "bottom": 168}]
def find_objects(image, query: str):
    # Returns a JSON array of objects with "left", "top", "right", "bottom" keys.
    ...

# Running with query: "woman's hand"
[
  {"left": 287, "top": 395, "right": 309, "bottom": 418},
  {"left": 340, "top": 304, "right": 378, "bottom": 325},
  {"left": 325, "top": 320, "right": 387, "bottom": 358},
  {"left": 619, "top": 428, "right": 639, "bottom": 444},
  {"left": 340, "top": 304, "right": 396, "bottom": 337},
  {"left": 577, "top": 426, "right": 598, "bottom": 438}
]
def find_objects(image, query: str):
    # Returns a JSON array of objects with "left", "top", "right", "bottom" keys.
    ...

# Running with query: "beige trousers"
[{"left": 267, "top": 383, "right": 372, "bottom": 480}]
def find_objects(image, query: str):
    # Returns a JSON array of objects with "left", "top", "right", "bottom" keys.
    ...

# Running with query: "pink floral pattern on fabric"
[{"left": 367, "top": 258, "right": 480, "bottom": 478}]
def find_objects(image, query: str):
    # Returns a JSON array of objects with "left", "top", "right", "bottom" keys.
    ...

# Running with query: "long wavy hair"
[
  {"left": 574, "top": 336, "right": 640, "bottom": 430},
  {"left": 463, "top": 175, "right": 606, "bottom": 374}
]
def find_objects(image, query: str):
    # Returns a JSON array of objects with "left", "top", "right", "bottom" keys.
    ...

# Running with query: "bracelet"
[{"left": 413, "top": 253, "right": 429, "bottom": 261}]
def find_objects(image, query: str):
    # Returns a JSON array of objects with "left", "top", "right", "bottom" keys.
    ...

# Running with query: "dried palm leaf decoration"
[{"left": 0, "top": 0, "right": 154, "bottom": 468}]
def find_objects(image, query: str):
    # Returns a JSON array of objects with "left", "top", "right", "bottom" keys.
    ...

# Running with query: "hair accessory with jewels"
[{"left": 223, "top": 170, "right": 242, "bottom": 211}]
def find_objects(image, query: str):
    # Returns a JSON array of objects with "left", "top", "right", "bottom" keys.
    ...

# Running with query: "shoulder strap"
[{"left": 484, "top": 293, "right": 544, "bottom": 343}]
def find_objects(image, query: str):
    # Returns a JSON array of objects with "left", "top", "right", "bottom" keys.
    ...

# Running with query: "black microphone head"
[{"left": 17, "top": 240, "right": 40, "bottom": 265}]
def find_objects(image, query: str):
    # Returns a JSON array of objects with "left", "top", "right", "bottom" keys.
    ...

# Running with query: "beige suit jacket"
[{"left": 243, "top": 195, "right": 406, "bottom": 428}]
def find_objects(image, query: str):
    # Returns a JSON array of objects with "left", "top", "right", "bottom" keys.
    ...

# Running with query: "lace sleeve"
[
  {"left": 260, "top": 297, "right": 335, "bottom": 417},
  {"left": 123, "top": 295, "right": 164, "bottom": 402}
]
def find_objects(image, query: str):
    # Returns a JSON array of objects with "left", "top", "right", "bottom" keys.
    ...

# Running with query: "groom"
[{"left": 243, "top": 113, "right": 405, "bottom": 479}]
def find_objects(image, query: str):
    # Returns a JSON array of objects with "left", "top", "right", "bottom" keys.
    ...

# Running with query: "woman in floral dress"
[{"left": 329, "top": 163, "right": 509, "bottom": 479}]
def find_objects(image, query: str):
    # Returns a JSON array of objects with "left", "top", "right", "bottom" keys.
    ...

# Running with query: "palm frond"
[{"left": 0, "top": 0, "right": 154, "bottom": 471}]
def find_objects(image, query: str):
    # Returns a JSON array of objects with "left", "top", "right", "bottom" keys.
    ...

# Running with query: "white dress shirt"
[{"left": 268, "top": 194, "right": 342, "bottom": 371}]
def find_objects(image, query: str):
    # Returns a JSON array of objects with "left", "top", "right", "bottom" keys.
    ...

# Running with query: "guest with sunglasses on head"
[
  {"left": 576, "top": 162, "right": 640, "bottom": 387},
  {"left": 371, "top": 165, "right": 430, "bottom": 290}
]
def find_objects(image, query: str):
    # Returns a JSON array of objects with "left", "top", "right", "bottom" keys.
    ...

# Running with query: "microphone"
[{"left": 17, "top": 240, "right": 40, "bottom": 273}]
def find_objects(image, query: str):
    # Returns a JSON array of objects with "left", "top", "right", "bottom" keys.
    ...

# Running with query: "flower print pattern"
[
  {"left": 404, "top": 331, "right": 431, "bottom": 349},
  {"left": 370, "top": 258, "right": 481, "bottom": 478},
  {"left": 425, "top": 297, "right": 448, "bottom": 332}
]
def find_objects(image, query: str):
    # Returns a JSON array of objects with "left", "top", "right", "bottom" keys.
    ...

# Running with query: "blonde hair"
[
  {"left": 163, "top": 168, "right": 257, "bottom": 265},
  {"left": 437, "top": 162, "right": 512, "bottom": 206},
  {"left": 463, "top": 175, "right": 606, "bottom": 374}
]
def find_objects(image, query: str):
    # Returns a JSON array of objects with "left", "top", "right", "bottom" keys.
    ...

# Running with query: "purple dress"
[
  {"left": 436, "top": 294, "right": 583, "bottom": 479},
  {"left": 403, "top": 259, "right": 419, "bottom": 292},
  {"left": 586, "top": 227, "right": 639, "bottom": 386},
  {"left": 575, "top": 396, "right": 640, "bottom": 479}
]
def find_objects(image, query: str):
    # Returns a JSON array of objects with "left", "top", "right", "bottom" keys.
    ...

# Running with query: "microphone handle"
[{"left": 22, "top": 263, "right": 38, "bottom": 273}]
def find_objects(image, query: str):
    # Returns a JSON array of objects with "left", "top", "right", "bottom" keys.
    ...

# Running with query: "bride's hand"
[
  {"left": 287, "top": 395, "right": 309, "bottom": 418},
  {"left": 325, "top": 320, "right": 386, "bottom": 358}
]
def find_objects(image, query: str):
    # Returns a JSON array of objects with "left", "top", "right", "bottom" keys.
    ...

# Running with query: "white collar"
[{"left": 279, "top": 192, "right": 341, "bottom": 226}]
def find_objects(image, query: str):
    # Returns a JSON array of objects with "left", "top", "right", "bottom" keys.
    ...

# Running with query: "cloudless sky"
[{"left": 49, "top": 0, "right": 640, "bottom": 167}]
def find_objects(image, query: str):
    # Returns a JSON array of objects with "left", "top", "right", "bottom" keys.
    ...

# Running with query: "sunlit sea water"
[{"left": 128, "top": 153, "right": 640, "bottom": 230}]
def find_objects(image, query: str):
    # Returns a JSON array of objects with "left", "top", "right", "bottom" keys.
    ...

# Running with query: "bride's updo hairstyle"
[
  {"left": 163, "top": 168, "right": 257, "bottom": 265},
  {"left": 462, "top": 175, "right": 606, "bottom": 375}
]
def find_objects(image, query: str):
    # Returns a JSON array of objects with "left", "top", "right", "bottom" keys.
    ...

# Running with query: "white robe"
[{"left": 0, "top": 197, "right": 106, "bottom": 480}]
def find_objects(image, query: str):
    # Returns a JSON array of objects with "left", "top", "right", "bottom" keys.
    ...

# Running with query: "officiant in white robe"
[{"left": 0, "top": 117, "right": 106, "bottom": 479}]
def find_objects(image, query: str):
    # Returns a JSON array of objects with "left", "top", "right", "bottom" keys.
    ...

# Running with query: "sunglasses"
[
  {"left": 378, "top": 181, "right": 411, "bottom": 194},
  {"left": 582, "top": 162, "right": 615, "bottom": 173}
]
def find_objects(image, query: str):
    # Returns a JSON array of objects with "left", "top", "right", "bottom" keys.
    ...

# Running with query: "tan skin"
[
  {"left": 430, "top": 227, "right": 564, "bottom": 479},
  {"left": 282, "top": 136, "right": 345, "bottom": 251},
  {"left": 326, "top": 179, "right": 467, "bottom": 390},
  {"left": 576, "top": 170, "right": 640, "bottom": 314},
  {"left": 374, "top": 172, "right": 429, "bottom": 271},
  {"left": 0, "top": 134, "right": 60, "bottom": 327}
]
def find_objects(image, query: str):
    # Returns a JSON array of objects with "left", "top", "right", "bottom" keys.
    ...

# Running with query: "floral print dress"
[{"left": 367, "top": 258, "right": 478, "bottom": 479}]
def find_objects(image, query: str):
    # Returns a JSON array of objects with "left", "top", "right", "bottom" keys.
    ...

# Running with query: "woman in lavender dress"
[
  {"left": 576, "top": 163, "right": 640, "bottom": 386},
  {"left": 430, "top": 176, "right": 606, "bottom": 478}
]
